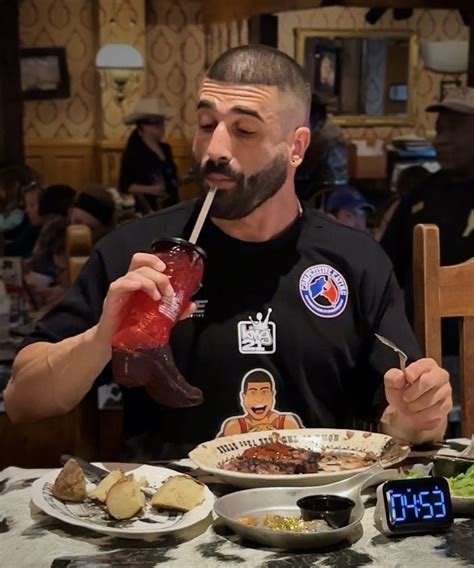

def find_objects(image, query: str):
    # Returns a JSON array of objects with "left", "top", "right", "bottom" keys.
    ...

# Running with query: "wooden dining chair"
[
  {"left": 413, "top": 223, "right": 474, "bottom": 436},
  {"left": 65, "top": 224, "right": 92, "bottom": 285}
]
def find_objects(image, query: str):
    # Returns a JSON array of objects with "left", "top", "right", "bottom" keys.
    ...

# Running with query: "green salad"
[{"left": 447, "top": 464, "right": 474, "bottom": 497}]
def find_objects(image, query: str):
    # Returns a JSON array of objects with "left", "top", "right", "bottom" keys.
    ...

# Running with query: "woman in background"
[{"left": 119, "top": 98, "right": 179, "bottom": 214}]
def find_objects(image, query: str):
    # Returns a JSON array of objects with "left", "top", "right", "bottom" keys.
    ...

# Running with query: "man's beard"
[{"left": 192, "top": 152, "right": 289, "bottom": 220}]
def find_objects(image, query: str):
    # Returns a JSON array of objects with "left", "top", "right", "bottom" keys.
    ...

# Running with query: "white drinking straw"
[{"left": 188, "top": 187, "right": 217, "bottom": 244}]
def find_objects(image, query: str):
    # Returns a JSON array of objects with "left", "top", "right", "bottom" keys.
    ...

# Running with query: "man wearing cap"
[
  {"left": 382, "top": 87, "right": 474, "bottom": 425},
  {"left": 382, "top": 87, "right": 474, "bottom": 320},
  {"left": 325, "top": 187, "right": 375, "bottom": 232},
  {"left": 119, "top": 98, "right": 179, "bottom": 213}
]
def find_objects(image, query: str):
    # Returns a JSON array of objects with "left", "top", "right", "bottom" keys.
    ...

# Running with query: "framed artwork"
[
  {"left": 295, "top": 29, "right": 418, "bottom": 126},
  {"left": 20, "top": 47, "right": 70, "bottom": 100},
  {"left": 313, "top": 46, "right": 340, "bottom": 97},
  {"left": 440, "top": 80, "right": 462, "bottom": 101}
]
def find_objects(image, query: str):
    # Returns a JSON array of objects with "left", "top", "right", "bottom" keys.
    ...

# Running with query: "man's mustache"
[{"left": 199, "top": 160, "right": 241, "bottom": 180}]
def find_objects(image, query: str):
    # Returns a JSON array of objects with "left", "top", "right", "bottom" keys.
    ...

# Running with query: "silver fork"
[{"left": 375, "top": 333, "right": 407, "bottom": 371}]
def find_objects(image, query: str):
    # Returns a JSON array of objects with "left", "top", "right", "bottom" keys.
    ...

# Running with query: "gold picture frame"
[{"left": 295, "top": 29, "right": 419, "bottom": 127}]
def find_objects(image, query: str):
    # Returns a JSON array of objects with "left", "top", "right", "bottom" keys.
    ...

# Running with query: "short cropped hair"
[
  {"left": 205, "top": 45, "right": 311, "bottom": 124},
  {"left": 242, "top": 369, "right": 274, "bottom": 393}
]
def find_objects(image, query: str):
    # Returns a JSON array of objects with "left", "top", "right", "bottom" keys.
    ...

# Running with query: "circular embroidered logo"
[{"left": 299, "top": 264, "right": 349, "bottom": 318}]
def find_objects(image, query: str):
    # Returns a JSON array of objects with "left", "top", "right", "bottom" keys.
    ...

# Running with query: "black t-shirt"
[
  {"left": 118, "top": 129, "right": 178, "bottom": 212},
  {"left": 381, "top": 170, "right": 474, "bottom": 354},
  {"left": 22, "top": 201, "right": 420, "bottom": 460}
]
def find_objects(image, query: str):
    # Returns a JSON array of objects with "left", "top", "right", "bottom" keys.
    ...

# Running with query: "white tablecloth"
[{"left": 1, "top": 466, "right": 473, "bottom": 567}]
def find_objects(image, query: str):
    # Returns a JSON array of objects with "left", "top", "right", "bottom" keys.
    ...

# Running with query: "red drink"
[{"left": 112, "top": 238, "right": 206, "bottom": 407}]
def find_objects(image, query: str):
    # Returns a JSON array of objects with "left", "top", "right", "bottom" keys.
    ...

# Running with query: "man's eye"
[
  {"left": 199, "top": 123, "right": 215, "bottom": 132},
  {"left": 236, "top": 128, "right": 255, "bottom": 136}
]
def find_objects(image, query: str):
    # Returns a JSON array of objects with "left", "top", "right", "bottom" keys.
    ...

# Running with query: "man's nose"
[{"left": 206, "top": 122, "right": 232, "bottom": 162}]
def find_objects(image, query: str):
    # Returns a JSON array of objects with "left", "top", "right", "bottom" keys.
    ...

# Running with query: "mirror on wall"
[{"left": 295, "top": 29, "right": 418, "bottom": 126}]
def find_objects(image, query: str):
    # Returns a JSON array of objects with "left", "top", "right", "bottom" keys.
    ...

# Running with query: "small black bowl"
[{"left": 296, "top": 495, "right": 356, "bottom": 529}]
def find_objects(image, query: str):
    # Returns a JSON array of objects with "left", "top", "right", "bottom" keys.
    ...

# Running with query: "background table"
[{"left": 1, "top": 466, "right": 474, "bottom": 567}]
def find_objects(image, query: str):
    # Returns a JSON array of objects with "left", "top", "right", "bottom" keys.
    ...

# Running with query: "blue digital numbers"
[
  {"left": 383, "top": 477, "right": 453, "bottom": 533},
  {"left": 387, "top": 485, "right": 447, "bottom": 525},
  {"left": 432, "top": 487, "right": 447, "bottom": 519},
  {"left": 389, "top": 491, "right": 407, "bottom": 522},
  {"left": 418, "top": 490, "right": 434, "bottom": 519}
]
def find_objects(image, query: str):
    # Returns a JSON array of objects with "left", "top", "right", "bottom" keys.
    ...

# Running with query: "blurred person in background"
[
  {"left": 24, "top": 184, "right": 76, "bottom": 309},
  {"left": 374, "top": 165, "right": 430, "bottom": 242},
  {"left": 0, "top": 165, "right": 42, "bottom": 243},
  {"left": 70, "top": 184, "right": 116, "bottom": 244},
  {"left": 296, "top": 95, "right": 348, "bottom": 204},
  {"left": 119, "top": 98, "right": 179, "bottom": 214},
  {"left": 4, "top": 181, "right": 43, "bottom": 257},
  {"left": 381, "top": 87, "right": 474, "bottom": 434},
  {"left": 325, "top": 186, "right": 375, "bottom": 232}
]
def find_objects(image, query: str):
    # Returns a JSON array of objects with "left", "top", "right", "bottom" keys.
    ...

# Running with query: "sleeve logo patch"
[{"left": 299, "top": 264, "right": 349, "bottom": 318}]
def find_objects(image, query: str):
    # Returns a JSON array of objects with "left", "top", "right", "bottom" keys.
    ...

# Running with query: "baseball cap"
[
  {"left": 325, "top": 187, "right": 375, "bottom": 213},
  {"left": 426, "top": 86, "right": 474, "bottom": 114}
]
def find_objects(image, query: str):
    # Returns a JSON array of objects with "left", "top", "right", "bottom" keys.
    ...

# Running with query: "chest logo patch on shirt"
[
  {"left": 238, "top": 308, "right": 276, "bottom": 354},
  {"left": 299, "top": 264, "right": 349, "bottom": 318},
  {"left": 217, "top": 368, "right": 304, "bottom": 437}
]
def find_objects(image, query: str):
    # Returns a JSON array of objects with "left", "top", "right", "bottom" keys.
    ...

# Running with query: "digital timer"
[{"left": 375, "top": 477, "right": 453, "bottom": 535}]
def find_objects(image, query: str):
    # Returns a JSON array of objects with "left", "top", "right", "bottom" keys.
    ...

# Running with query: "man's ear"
[{"left": 290, "top": 126, "right": 311, "bottom": 167}]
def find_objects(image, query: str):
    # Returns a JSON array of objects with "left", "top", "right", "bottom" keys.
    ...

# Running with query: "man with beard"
[{"left": 6, "top": 46, "right": 451, "bottom": 461}]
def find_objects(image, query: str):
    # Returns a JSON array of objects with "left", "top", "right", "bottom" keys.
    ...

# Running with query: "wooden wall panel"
[
  {"left": 25, "top": 137, "right": 199, "bottom": 201},
  {"left": 24, "top": 138, "right": 98, "bottom": 191}
]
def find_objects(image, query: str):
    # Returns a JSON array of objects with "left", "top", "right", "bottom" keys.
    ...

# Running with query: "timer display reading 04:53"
[
  {"left": 380, "top": 477, "right": 453, "bottom": 534},
  {"left": 387, "top": 486, "right": 447, "bottom": 522}
]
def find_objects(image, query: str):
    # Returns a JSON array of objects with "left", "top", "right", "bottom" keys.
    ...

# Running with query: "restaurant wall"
[
  {"left": 20, "top": 0, "right": 97, "bottom": 140},
  {"left": 278, "top": 7, "right": 468, "bottom": 142},
  {"left": 18, "top": 1, "right": 468, "bottom": 187},
  {"left": 18, "top": 0, "right": 203, "bottom": 188}
]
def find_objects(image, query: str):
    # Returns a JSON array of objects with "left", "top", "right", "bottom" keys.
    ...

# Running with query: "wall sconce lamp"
[
  {"left": 95, "top": 43, "right": 144, "bottom": 103},
  {"left": 420, "top": 41, "right": 468, "bottom": 74}
]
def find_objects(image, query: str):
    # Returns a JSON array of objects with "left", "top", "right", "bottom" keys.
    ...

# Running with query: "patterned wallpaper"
[
  {"left": 97, "top": 0, "right": 146, "bottom": 140},
  {"left": 20, "top": 0, "right": 97, "bottom": 139},
  {"left": 278, "top": 7, "right": 468, "bottom": 140},
  {"left": 19, "top": 1, "right": 468, "bottom": 143},
  {"left": 145, "top": 0, "right": 204, "bottom": 141}
]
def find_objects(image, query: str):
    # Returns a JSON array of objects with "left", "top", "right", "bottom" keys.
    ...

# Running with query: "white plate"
[
  {"left": 31, "top": 464, "right": 214, "bottom": 538},
  {"left": 189, "top": 428, "right": 410, "bottom": 488}
]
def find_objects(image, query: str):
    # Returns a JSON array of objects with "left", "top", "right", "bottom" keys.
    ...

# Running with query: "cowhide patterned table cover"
[{"left": 1, "top": 466, "right": 473, "bottom": 568}]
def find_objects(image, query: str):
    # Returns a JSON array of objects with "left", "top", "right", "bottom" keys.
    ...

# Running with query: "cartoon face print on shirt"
[{"left": 217, "top": 368, "right": 304, "bottom": 437}]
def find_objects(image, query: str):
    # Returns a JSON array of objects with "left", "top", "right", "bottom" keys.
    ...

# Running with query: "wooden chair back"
[
  {"left": 413, "top": 223, "right": 474, "bottom": 435},
  {"left": 65, "top": 224, "right": 92, "bottom": 285}
]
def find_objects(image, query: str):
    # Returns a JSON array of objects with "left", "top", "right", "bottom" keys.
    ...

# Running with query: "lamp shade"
[
  {"left": 95, "top": 43, "right": 144, "bottom": 70},
  {"left": 420, "top": 41, "right": 468, "bottom": 74}
]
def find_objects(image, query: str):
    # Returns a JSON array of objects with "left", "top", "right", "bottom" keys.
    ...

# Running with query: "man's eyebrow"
[{"left": 197, "top": 100, "right": 264, "bottom": 122}]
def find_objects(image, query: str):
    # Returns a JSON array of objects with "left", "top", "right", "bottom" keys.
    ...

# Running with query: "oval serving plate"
[
  {"left": 189, "top": 428, "right": 409, "bottom": 488},
  {"left": 31, "top": 464, "right": 214, "bottom": 539}
]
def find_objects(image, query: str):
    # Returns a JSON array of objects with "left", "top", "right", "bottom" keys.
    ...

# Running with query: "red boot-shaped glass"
[{"left": 112, "top": 238, "right": 206, "bottom": 407}]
